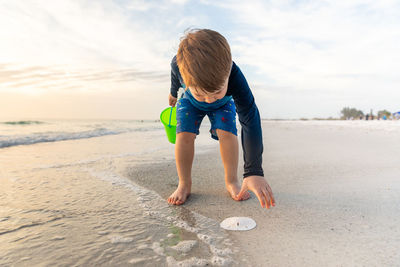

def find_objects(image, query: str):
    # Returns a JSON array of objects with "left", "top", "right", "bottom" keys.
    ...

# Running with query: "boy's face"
[{"left": 188, "top": 75, "right": 229, "bottom": 104}]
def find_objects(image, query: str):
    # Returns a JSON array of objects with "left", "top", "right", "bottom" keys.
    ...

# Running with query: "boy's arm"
[
  {"left": 170, "top": 55, "right": 181, "bottom": 98},
  {"left": 230, "top": 62, "right": 264, "bottom": 178},
  {"left": 230, "top": 62, "right": 275, "bottom": 209}
]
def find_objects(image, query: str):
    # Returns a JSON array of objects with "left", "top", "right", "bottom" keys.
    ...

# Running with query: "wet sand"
[
  {"left": 0, "top": 125, "right": 238, "bottom": 266},
  {"left": 128, "top": 121, "right": 400, "bottom": 266}
]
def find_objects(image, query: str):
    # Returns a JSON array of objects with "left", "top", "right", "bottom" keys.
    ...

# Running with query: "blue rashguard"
[{"left": 170, "top": 56, "right": 264, "bottom": 178}]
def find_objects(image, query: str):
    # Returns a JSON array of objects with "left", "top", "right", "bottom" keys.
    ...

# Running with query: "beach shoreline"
[
  {"left": 0, "top": 120, "right": 242, "bottom": 266},
  {"left": 2, "top": 119, "right": 399, "bottom": 266},
  {"left": 127, "top": 120, "right": 400, "bottom": 266}
]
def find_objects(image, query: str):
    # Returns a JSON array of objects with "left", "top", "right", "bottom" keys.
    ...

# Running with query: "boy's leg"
[
  {"left": 216, "top": 129, "right": 250, "bottom": 201},
  {"left": 170, "top": 97, "right": 204, "bottom": 205},
  {"left": 167, "top": 131, "right": 196, "bottom": 205}
]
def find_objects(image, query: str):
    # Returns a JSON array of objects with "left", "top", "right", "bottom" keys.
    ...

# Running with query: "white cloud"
[
  {"left": 200, "top": 0, "right": 400, "bottom": 117},
  {"left": 170, "top": 0, "right": 190, "bottom": 4},
  {"left": 0, "top": 0, "right": 197, "bottom": 99},
  {"left": 1, "top": 0, "right": 399, "bottom": 119},
  {"left": 126, "top": 0, "right": 160, "bottom": 11},
  {"left": 0, "top": 0, "right": 203, "bottom": 119},
  {"left": 0, "top": 1, "right": 172, "bottom": 70}
]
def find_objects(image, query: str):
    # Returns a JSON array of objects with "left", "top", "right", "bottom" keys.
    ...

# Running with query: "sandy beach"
[
  {"left": 128, "top": 120, "right": 400, "bottom": 266},
  {"left": 1, "top": 120, "right": 399, "bottom": 266}
]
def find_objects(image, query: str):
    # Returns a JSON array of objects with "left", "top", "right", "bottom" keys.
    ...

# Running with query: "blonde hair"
[{"left": 176, "top": 28, "right": 232, "bottom": 94}]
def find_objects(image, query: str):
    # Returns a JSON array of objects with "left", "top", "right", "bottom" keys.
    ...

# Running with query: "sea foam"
[
  {"left": 89, "top": 169, "right": 237, "bottom": 266},
  {"left": 0, "top": 127, "right": 159, "bottom": 148}
]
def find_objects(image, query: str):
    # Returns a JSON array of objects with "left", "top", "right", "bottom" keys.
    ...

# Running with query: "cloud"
[
  {"left": 126, "top": 0, "right": 189, "bottom": 11},
  {"left": 0, "top": 63, "right": 168, "bottom": 94},
  {"left": 1, "top": 0, "right": 399, "bottom": 119},
  {"left": 0, "top": 1, "right": 182, "bottom": 70},
  {"left": 0, "top": 0, "right": 198, "bottom": 96},
  {"left": 204, "top": 0, "right": 400, "bottom": 97}
]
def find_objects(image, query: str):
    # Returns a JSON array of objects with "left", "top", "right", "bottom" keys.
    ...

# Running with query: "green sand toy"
[{"left": 160, "top": 107, "right": 177, "bottom": 144}]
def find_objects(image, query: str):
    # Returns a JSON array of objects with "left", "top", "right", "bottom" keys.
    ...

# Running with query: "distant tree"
[
  {"left": 340, "top": 107, "right": 364, "bottom": 119},
  {"left": 377, "top": 110, "right": 391, "bottom": 118}
]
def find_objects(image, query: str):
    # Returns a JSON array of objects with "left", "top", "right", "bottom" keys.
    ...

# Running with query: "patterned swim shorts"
[{"left": 175, "top": 98, "right": 237, "bottom": 140}]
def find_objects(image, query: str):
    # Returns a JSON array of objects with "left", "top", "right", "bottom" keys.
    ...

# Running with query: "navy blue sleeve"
[
  {"left": 170, "top": 56, "right": 181, "bottom": 98},
  {"left": 227, "top": 62, "right": 264, "bottom": 178}
]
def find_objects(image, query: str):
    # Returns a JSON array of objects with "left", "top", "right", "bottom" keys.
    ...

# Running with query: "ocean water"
[{"left": 0, "top": 119, "right": 240, "bottom": 266}]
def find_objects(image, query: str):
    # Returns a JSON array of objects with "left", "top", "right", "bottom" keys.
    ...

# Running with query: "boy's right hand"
[
  {"left": 169, "top": 94, "right": 177, "bottom": 107},
  {"left": 236, "top": 176, "right": 275, "bottom": 209}
]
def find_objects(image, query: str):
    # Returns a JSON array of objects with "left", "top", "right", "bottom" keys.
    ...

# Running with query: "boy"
[{"left": 167, "top": 29, "right": 275, "bottom": 209}]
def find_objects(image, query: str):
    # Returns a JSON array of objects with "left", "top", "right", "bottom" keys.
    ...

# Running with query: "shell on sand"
[{"left": 220, "top": 217, "right": 256, "bottom": 231}]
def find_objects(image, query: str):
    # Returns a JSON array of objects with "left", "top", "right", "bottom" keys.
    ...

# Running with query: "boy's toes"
[
  {"left": 226, "top": 184, "right": 250, "bottom": 202},
  {"left": 167, "top": 196, "right": 175, "bottom": 204},
  {"left": 176, "top": 196, "right": 184, "bottom": 205},
  {"left": 239, "top": 191, "right": 250, "bottom": 201},
  {"left": 167, "top": 189, "right": 190, "bottom": 205}
]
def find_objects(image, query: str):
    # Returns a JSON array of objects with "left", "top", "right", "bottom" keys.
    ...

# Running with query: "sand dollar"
[{"left": 220, "top": 217, "right": 256, "bottom": 231}]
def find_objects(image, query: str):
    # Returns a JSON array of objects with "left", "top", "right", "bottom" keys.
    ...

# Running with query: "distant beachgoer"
[
  {"left": 366, "top": 114, "right": 369, "bottom": 120},
  {"left": 167, "top": 29, "right": 275, "bottom": 209}
]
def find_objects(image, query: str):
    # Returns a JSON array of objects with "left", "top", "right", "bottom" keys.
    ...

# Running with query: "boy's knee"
[
  {"left": 215, "top": 129, "right": 236, "bottom": 140},
  {"left": 177, "top": 132, "right": 196, "bottom": 144}
]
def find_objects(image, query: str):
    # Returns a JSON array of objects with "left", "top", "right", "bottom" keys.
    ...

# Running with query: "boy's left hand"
[{"left": 236, "top": 176, "right": 275, "bottom": 209}]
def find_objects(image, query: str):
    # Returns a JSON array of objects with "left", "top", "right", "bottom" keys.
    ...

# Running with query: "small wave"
[
  {"left": 89, "top": 169, "right": 237, "bottom": 266},
  {"left": 0, "top": 216, "right": 64, "bottom": 236},
  {"left": 0, "top": 126, "right": 162, "bottom": 149},
  {"left": 2, "top": 120, "right": 45, "bottom": 125}
]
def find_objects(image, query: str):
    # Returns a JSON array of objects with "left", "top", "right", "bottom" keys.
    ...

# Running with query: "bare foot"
[
  {"left": 226, "top": 182, "right": 250, "bottom": 201},
  {"left": 167, "top": 183, "right": 191, "bottom": 205}
]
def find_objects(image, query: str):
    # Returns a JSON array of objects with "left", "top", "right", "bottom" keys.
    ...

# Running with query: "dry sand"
[{"left": 128, "top": 121, "right": 400, "bottom": 266}]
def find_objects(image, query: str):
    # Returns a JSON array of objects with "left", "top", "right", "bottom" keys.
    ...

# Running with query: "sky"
[{"left": 1, "top": 0, "right": 400, "bottom": 120}]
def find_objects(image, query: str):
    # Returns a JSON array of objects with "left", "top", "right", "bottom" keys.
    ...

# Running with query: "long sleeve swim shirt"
[{"left": 170, "top": 56, "right": 264, "bottom": 178}]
